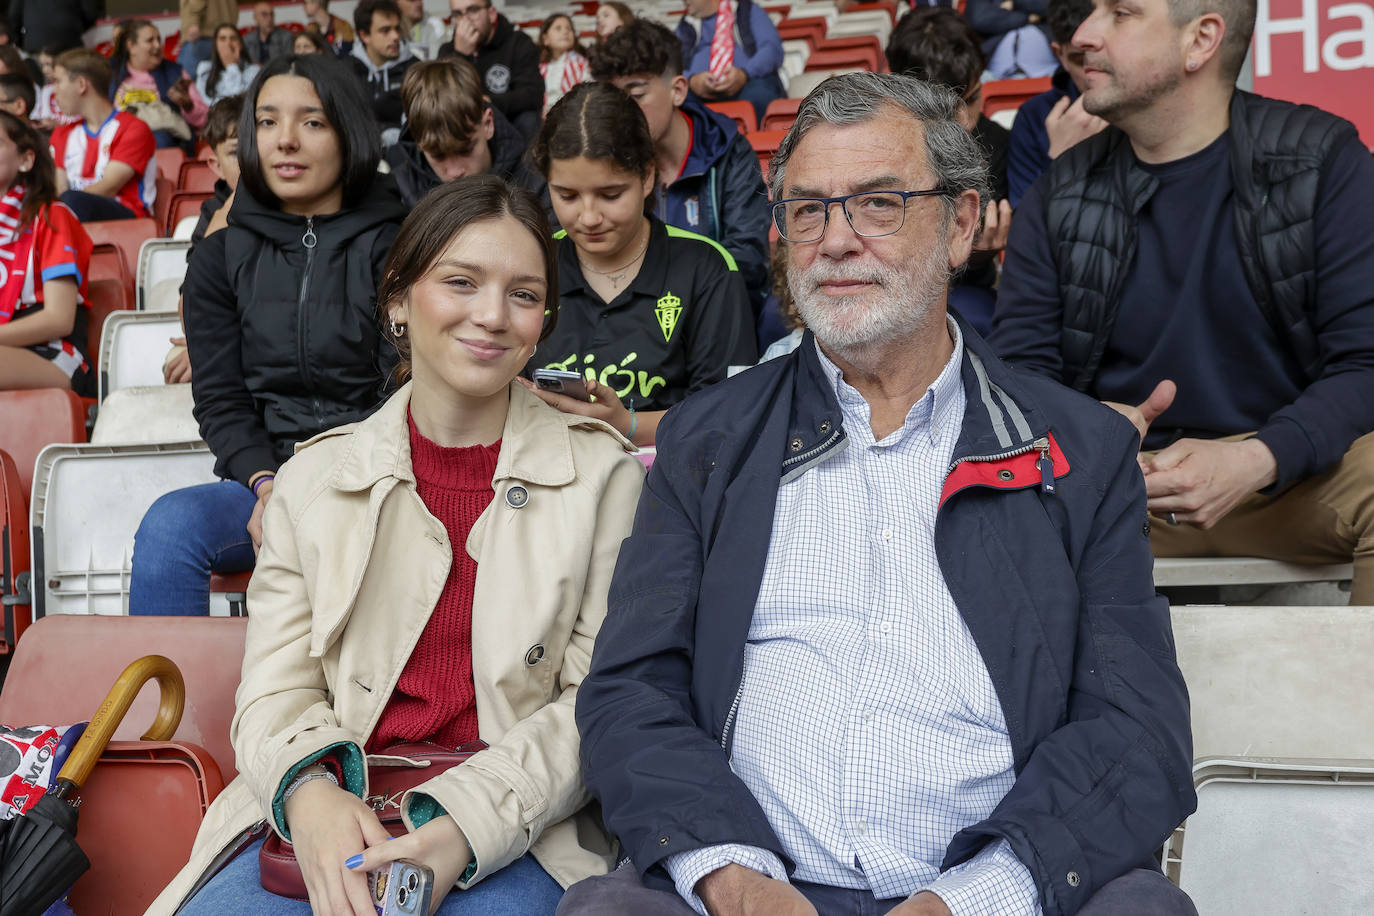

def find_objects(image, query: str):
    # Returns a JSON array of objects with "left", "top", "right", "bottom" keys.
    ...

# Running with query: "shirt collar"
[
  {"left": 557, "top": 217, "right": 670, "bottom": 305},
  {"left": 813, "top": 315, "right": 965, "bottom": 448}
]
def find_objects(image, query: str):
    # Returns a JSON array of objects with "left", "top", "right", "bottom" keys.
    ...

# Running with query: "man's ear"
[
  {"left": 207, "top": 154, "right": 224, "bottom": 180},
  {"left": 481, "top": 106, "right": 495, "bottom": 140},
  {"left": 669, "top": 73, "right": 689, "bottom": 108},
  {"left": 947, "top": 188, "right": 980, "bottom": 269},
  {"left": 1183, "top": 12, "right": 1226, "bottom": 74}
]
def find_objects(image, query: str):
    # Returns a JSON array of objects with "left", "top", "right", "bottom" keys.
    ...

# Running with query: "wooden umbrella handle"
[{"left": 53, "top": 654, "right": 186, "bottom": 795}]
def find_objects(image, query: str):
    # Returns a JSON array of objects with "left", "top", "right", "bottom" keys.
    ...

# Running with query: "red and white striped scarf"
[
  {"left": 540, "top": 51, "right": 590, "bottom": 96},
  {"left": 709, "top": 0, "right": 736, "bottom": 80},
  {"left": 0, "top": 184, "right": 34, "bottom": 325}
]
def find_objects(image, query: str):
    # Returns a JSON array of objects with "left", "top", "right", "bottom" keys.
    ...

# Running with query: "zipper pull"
[
  {"left": 1035, "top": 436, "right": 1055, "bottom": 495},
  {"left": 302, "top": 217, "right": 317, "bottom": 249}
]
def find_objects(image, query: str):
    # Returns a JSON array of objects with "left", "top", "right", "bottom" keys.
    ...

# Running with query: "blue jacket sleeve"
[
  {"left": 1007, "top": 94, "right": 1055, "bottom": 209},
  {"left": 576, "top": 409, "right": 787, "bottom": 876},
  {"left": 718, "top": 133, "right": 773, "bottom": 312},
  {"left": 738, "top": 6, "right": 783, "bottom": 78},
  {"left": 964, "top": 0, "right": 1030, "bottom": 38},
  {"left": 944, "top": 411, "right": 1196, "bottom": 915},
  {"left": 1253, "top": 135, "right": 1374, "bottom": 489},
  {"left": 682, "top": 18, "right": 711, "bottom": 77},
  {"left": 988, "top": 180, "right": 1067, "bottom": 380}
]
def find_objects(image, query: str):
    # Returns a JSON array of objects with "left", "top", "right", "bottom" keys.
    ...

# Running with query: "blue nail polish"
[{"left": 344, "top": 854, "right": 364, "bottom": 870}]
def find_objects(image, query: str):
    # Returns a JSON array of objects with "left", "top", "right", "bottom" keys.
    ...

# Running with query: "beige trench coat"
[{"left": 147, "top": 382, "right": 644, "bottom": 915}]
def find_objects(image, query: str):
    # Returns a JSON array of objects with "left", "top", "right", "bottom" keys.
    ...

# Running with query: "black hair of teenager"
[
  {"left": 885, "top": 7, "right": 985, "bottom": 96},
  {"left": 588, "top": 18, "right": 683, "bottom": 81},
  {"left": 531, "top": 81, "right": 655, "bottom": 180},
  {"left": 1047, "top": 0, "right": 1094, "bottom": 45},
  {"left": 354, "top": 0, "right": 403, "bottom": 36},
  {"left": 0, "top": 73, "right": 35, "bottom": 116},
  {"left": 237, "top": 54, "right": 383, "bottom": 211}
]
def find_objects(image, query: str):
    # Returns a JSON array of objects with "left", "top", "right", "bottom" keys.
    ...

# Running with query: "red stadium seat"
[
  {"left": 87, "top": 277, "right": 134, "bottom": 372},
  {"left": 982, "top": 76, "right": 1054, "bottom": 116},
  {"left": 0, "top": 389, "right": 86, "bottom": 499},
  {"left": 166, "top": 192, "right": 214, "bottom": 236},
  {"left": 177, "top": 159, "right": 217, "bottom": 193},
  {"left": 747, "top": 129, "right": 789, "bottom": 181},
  {"left": 776, "top": 17, "right": 829, "bottom": 51},
  {"left": 0, "top": 448, "right": 30, "bottom": 655},
  {"left": 283, "top": 21, "right": 305, "bottom": 33},
  {"left": 816, "top": 34, "right": 886, "bottom": 70},
  {"left": 163, "top": 32, "right": 181, "bottom": 61},
  {"left": 84, "top": 219, "right": 158, "bottom": 284},
  {"left": 762, "top": 97, "right": 801, "bottom": 131},
  {"left": 706, "top": 100, "right": 759, "bottom": 135},
  {"left": 846, "top": 1, "right": 899, "bottom": 25},
  {"left": 209, "top": 571, "right": 252, "bottom": 617},
  {"left": 804, "top": 44, "right": 882, "bottom": 73},
  {"left": 154, "top": 147, "right": 186, "bottom": 185},
  {"left": 153, "top": 176, "right": 174, "bottom": 236}
]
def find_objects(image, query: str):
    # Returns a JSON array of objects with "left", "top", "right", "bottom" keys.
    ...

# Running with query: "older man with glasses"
[
  {"left": 437, "top": 0, "right": 542, "bottom": 138},
  {"left": 559, "top": 72, "right": 1197, "bottom": 916}
]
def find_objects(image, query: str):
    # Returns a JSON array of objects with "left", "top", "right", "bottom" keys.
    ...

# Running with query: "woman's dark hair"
[
  {"left": 377, "top": 175, "right": 559, "bottom": 384},
  {"left": 531, "top": 82, "right": 655, "bottom": 181},
  {"left": 205, "top": 23, "right": 242, "bottom": 99},
  {"left": 237, "top": 54, "right": 383, "bottom": 211},
  {"left": 111, "top": 19, "right": 156, "bottom": 68},
  {"left": 538, "top": 14, "right": 587, "bottom": 65},
  {"left": 0, "top": 111, "right": 57, "bottom": 226},
  {"left": 291, "top": 30, "right": 331, "bottom": 54}
]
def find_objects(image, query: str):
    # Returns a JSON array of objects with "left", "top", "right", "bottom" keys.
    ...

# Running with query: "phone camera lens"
[
  {"left": 406, "top": 872, "right": 420, "bottom": 892},
  {"left": 396, "top": 887, "right": 409, "bottom": 906}
]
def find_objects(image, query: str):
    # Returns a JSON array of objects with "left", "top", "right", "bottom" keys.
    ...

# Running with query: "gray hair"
[{"left": 768, "top": 71, "right": 991, "bottom": 225}]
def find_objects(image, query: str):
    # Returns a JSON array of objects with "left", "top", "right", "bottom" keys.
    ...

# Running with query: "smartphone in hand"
[
  {"left": 532, "top": 368, "right": 594, "bottom": 402},
  {"left": 369, "top": 859, "right": 434, "bottom": 916}
]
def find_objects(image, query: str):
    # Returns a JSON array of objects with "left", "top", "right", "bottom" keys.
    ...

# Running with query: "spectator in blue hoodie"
[
  {"left": 675, "top": 0, "right": 783, "bottom": 121},
  {"left": 592, "top": 19, "right": 771, "bottom": 322},
  {"left": 1005, "top": 0, "right": 1105, "bottom": 207}
]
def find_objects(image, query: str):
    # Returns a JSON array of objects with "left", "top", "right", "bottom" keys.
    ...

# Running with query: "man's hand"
[
  {"left": 689, "top": 71, "right": 720, "bottom": 99},
  {"left": 247, "top": 477, "right": 274, "bottom": 554},
  {"left": 714, "top": 66, "right": 749, "bottom": 96},
  {"left": 284, "top": 776, "right": 391, "bottom": 916},
  {"left": 167, "top": 77, "right": 193, "bottom": 111},
  {"left": 1143, "top": 437, "right": 1277, "bottom": 529},
  {"left": 1045, "top": 95, "right": 1108, "bottom": 159},
  {"left": 451, "top": 17, "right": 481, "bottom": 55},
  {"left": 888, "top": 892, "right": 954, "bottom": 916},
  {"left": 973, "top": 199, "right": 1012, "bottom": 256},
  {"left": 696, "top": 864, "right": 817, "bottom": 916},
  {"left": 1102, "top": 379, "right": 1176, "bottom": 445}
]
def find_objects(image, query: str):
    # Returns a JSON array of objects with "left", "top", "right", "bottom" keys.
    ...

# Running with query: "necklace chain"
[{"left": 578, "top": 226, "right": 651, "bottom": 288}]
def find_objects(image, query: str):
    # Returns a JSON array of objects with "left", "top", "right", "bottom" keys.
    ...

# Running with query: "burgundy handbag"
[{"left": 258, "top": 740, "right": 488, "bottom": 899}]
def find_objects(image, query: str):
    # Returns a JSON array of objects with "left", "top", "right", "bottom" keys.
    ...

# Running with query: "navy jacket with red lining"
[{"left": 577, "top": 313, "right": 1196, "bottom": 915}]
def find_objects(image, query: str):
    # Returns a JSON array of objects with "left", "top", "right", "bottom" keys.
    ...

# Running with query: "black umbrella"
[{"left": 0, "top": 655, "right": 185, "bottom": 916}]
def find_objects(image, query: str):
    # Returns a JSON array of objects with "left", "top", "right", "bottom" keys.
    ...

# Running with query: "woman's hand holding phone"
[
  {"left": 348, "top": 816, "right": 472, "bottom": 915},
  {"left": 519, "top": 376, "right": 634, "bottom": 440},
  {"left": 284, "top": 776, "right": 391, "bottom": 916}
]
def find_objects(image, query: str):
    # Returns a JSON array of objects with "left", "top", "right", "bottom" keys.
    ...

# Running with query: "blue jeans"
[
  {"left": 129, "top": 480, "right": 257, "bottom": 616},
  {"left": 59, "top": 189, "right": 137, "bottom": 222},
  {"left": 177, "top": 36, "right": 212, "bottom": 75},
  {"left": 182, "top": 838, "right": 564, "bottom": 916}
]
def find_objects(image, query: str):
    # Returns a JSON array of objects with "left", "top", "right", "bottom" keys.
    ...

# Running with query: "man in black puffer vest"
[{"left": 990, "top": 0, "right": 1374, "bottom": 602}]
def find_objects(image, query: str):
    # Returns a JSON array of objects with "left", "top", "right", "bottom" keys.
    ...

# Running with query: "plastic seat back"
[
  {"left": 762, "top": 97, "right": 802, "bottom": 131},
  {"left": 804, "top": 44, "right": 881, "bottom": 73},
  {"left": 0, "top": 448, "right": 29, "bottom": 654},
  {"left": 153, "top": 175, "right": 174, "bottom": 236},
  {"left": 84, "top": 218, "right": 159, "bottom": 285},
  {"left": 98, "top": 311, "right": 184, "bottom": 402},
  {"left": 167, "top": 191, "right": 213, "bottom": 236},
  {"left": 87, "top": 276, "right": 133, "bottom": 370},
  {"left": 747, "top": 128, "right": 789, "bottom": 180},
  {"left": 154, "top": 146, "right": 186, "bottom": 184},
  {"left": 0, "top": 388, "right": 85, "bottom": 496},
  {"left": 91, "top": 385, "right": 199, "bottom": 444},
  {"left": 706, "top": 100, "right": 758, "bottom": 135},
  {"left": 137, "top": 238, "right": 191, "bottom": 310},
  {"left": 177, "top": 158, "right": 217, "bottom": 193},
  {"left": 982, "top": 76, "right": 1054, "bottom": 116}
]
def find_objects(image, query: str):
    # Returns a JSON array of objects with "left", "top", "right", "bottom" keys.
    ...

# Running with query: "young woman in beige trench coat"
[{"left": 146, "top": 176, "right": 645, "bottom": 916}]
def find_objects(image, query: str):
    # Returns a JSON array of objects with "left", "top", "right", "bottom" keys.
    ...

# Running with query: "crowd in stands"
[{"left": 0, "top": 0, "right": 1371, "bottom": 912}]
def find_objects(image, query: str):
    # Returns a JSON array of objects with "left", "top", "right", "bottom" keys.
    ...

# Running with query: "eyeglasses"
[
  {"left": 771, "top": 189, "right": 948, "bottom": 243},
  {"left": 451, "top": 3, "right": 489, "bottom": 17}
]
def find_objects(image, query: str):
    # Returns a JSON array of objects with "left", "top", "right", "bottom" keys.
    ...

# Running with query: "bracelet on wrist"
[
  {"left": 626, "top": 401, "right": 638, "bottom": 443},
  {"left": 283, "top": 768, "right": 338, "bottom": 802},
  {"left": 251, "top": 474, "right": 275, "bottom": 497}
]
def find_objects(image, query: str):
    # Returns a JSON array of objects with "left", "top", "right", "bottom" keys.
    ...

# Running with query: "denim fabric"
[
  {"left": 59, "top": 190, "right": 136, "bottom": 222},
  {"left": 182, "top": 839, "right": 563, "bottom": 916},
  {"left": 129, "top": 480, "right": 257, "bottom": 616}
]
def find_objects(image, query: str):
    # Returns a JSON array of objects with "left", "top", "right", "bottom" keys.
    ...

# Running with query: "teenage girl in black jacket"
[{"left": 130, "top": 53, "right": 407, "bottom": 615}]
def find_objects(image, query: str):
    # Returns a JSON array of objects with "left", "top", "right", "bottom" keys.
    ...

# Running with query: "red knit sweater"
[{"left": 366, "top": 415, "right": 501, "bottom": 753}]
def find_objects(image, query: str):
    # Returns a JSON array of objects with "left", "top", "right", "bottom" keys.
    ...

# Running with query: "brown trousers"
[{"left": 1148, "top": 432, "right": 1374, "bottom": 603}]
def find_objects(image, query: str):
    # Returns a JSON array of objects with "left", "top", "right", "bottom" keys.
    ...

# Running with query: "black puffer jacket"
[
  {"left": 183, "top": 177, "right": 407, "bottom": 486},
  {"left": 382, "top": 105, "right": 545, "bottom": 207}
]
